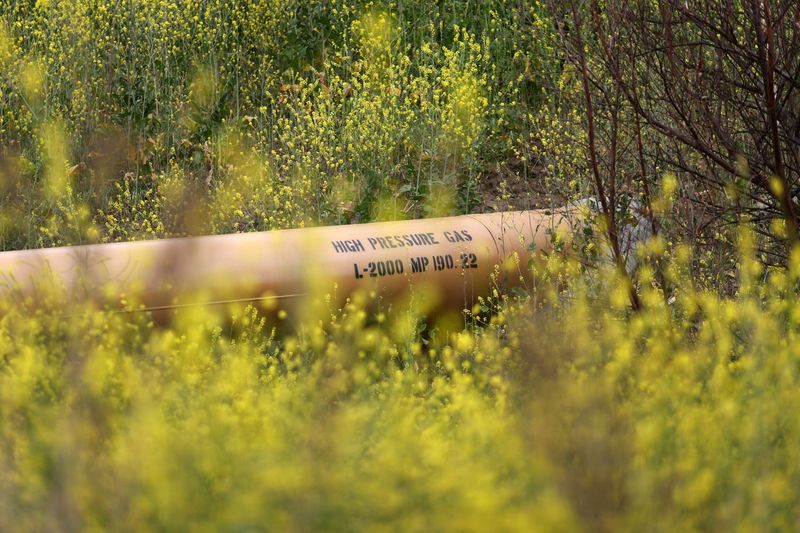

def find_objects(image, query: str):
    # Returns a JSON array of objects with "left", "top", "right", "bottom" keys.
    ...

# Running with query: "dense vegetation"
[{"left": 1, "top": 1, "right": 799, "bottom": 530}]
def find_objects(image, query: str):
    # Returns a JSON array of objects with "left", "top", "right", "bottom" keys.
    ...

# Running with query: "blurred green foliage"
[{"left": 1, "top": 238, "right": 799, "bottom": 530}]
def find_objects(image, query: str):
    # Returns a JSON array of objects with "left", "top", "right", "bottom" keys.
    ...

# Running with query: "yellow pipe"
[{"left": 0, "top": 208, "right": 580, "bottom": 316}]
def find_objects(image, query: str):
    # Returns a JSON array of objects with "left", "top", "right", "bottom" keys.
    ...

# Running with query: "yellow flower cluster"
[
  {"left": 1, "top": 1, "right": 798, "bottom": 529},
  {"left": 1, "top": 0, "right": 559, "bottom": 245},
  {"left": 1, "top": 236, "right": 800, "bottom": 529}
]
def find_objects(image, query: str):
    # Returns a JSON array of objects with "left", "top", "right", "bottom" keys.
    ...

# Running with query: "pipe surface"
[{"left": 0, "top": 208, "right": 579, "bottom": 315}]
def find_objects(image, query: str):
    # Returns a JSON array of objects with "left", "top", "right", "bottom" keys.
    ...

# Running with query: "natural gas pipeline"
[{"left": 0, "top": 207, "right": 582, "bottom": 319}]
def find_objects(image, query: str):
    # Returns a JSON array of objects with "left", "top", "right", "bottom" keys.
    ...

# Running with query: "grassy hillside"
[
  {"left": 0, "top": 0, "right": 572, "bottom": 249},
  {"left": 1, "top": 1, "right": 799, "bottom": 531}
]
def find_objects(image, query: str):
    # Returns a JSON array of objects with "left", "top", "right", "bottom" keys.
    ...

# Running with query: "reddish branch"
[{"left": 568, "top": 0, "right": 642, "bottom": 311}]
